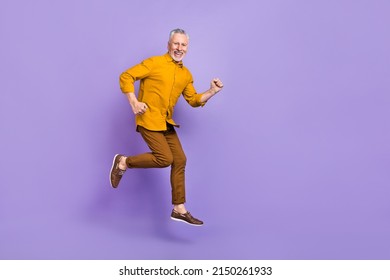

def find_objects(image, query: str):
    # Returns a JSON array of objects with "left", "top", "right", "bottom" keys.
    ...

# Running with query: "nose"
[{"left": 177, "top": 44, "right": 182, "bottom": 51}]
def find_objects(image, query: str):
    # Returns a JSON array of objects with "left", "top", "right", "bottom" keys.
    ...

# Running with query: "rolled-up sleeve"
[
  {"left": 119, "top": 58, "right": 153, "bottom": 93},
  {"left": 182, "top": 77, "right": 206, "bottom": 107}
]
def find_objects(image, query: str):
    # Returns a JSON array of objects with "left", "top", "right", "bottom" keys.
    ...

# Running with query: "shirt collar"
[{"left": 165, "top": 52, "right": 183, "bottom": 67}]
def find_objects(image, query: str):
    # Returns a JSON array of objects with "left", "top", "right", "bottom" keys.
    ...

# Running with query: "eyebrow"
[{"left": 173, "top": 42, "right": 187, "bottom": 45}]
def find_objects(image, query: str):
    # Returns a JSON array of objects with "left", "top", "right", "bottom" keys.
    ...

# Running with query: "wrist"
[
  {"left": 209, "top": 88, "right": 218, "bottom": 95},
  {"left": 126, "top": 92, "right": 137, "bottom": 102}
]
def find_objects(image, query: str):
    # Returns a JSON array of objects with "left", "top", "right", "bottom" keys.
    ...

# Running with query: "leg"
[
  {"left": 164, "top": 126, "right": 203, "bottom": 226},
  {"left": 109, "top": 126, "right": 173, "bottom": 188},
  {"left": 109, "top": 125, "right": 203, "bottom": 225},
  {"left": 164, "top": 126, "right": 187, "bottom": 206},
  {"left": 126, "top": 126, "right": 173, "bottom": 168}
]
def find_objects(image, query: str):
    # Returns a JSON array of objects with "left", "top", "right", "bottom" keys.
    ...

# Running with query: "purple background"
[{"left": 1, "top": 0, "right": 390, "bottom": 259}]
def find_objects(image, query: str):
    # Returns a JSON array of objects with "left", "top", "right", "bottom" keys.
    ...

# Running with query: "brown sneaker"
[
  {"left": 171, "top": 210, "right": 204, "bottom": 226},
  {"left": 109, "top": 154, "right": 126, "bottom": 188}
]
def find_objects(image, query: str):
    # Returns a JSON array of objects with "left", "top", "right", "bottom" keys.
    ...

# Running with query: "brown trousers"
[{"left": 125, "top": 125, "right": 186, "bottom": 204}]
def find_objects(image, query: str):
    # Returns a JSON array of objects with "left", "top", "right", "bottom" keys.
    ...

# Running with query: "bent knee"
[
  {"left": 174, "top": 155, "right": 187, "bottom": 167},
  {"left": 156, "top": 155, "right": 174, "bottom": 168}
]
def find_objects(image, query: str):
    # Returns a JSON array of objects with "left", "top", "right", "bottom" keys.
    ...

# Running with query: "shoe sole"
[
  {"left": 170, "top": 216, "right": 203, "bottom": 226},
  {"left": 109, "top": 154, "right": 120, "bottom": 188}
]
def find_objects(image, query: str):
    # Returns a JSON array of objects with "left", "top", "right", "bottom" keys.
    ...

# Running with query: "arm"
[
  {"left": 200, "top": 78, "right": 224, "bottom": 103},
  {"left": 120, "top": 58, "right": 153, "bottom": 115},
  {"left": 124, "top": 92, "right": 148, "bottom": 115},
  {"left": 182, "top": 77, "right": 224, "bottom": 107}
]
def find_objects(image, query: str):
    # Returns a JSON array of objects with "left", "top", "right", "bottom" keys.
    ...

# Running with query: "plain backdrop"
[{"left": 1, "top": 0, "right": 390, "bottom": 259}]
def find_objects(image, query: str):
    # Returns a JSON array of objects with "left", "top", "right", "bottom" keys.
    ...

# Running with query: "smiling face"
[{"left": 167, "top": 33, "right": 189, "bottom": 62}]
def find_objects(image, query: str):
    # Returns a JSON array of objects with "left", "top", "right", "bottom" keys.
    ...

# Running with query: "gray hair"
[{"left": 169, "top": 28, "right": 190, "bottom": 41}]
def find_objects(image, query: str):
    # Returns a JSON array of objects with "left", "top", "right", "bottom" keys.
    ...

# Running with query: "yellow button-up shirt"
[{"left": 120, "top": 53, "right": 205, "bottom": 131}]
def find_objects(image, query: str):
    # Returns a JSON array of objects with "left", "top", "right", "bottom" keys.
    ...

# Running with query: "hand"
[
  {"left": 131, "top": 100, "right": 148, "bottom": 115},
  {"left": 210, "top": 78, "right": 224, "bottom": 94}
]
